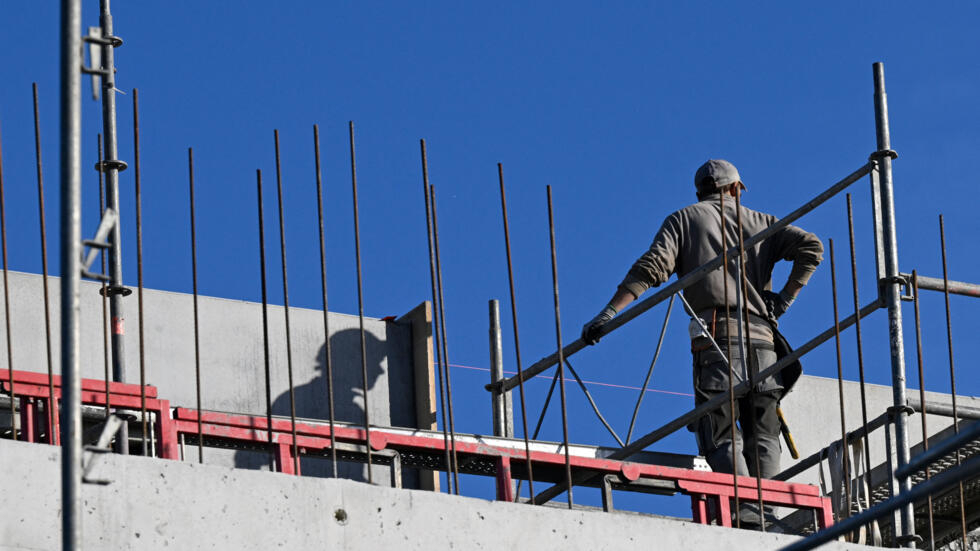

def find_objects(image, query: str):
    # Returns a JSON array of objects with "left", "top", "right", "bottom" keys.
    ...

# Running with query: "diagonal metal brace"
[
  {"left": 82, "top": 414, "right": 126, "bottom": 485},
  {"left": 81, "top": 208, "right": 117, "bottom": 272}
]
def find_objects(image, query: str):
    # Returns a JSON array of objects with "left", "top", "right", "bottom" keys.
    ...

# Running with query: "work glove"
[
  {"left": 762, "top": 289, "right": 796, "bottom": 320},
  {"left": 581, "top": 305, "right": 617, "bottom": 345}
]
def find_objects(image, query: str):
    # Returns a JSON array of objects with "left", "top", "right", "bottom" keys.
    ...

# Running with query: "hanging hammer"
[{"left": 777, "top": 407, "right": 800, "bottom": 459}]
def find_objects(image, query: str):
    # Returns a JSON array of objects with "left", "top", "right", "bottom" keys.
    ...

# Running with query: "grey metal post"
[
  {"left": 488, "top": 300, "right": 513, "bottom": 438},
  {"left": 60, "top": 0, "right": 83, "bottom": 548},
  {"left": 872, "top": 61, "right": 916, "bottom": 546},
  {"left": 98, "top": 0, "right": 129, "bottom": 454}
]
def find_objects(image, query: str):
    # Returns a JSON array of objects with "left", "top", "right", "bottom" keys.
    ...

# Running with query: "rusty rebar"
[
  {"left": 0, "top": 123, "right": 14, "bottom": 440},
  {"left": 132, "top": 88, "right": 148, "bottom": 455},
  {"left": 911, "top": 272, "right": 935, "bottom": 551},
  {"left": 546, "top": 185, "right": 574, "bottom": 509},
  {"left": 348, "top": 121, "right": 373, "bottom": 483},
  {"left": 187, "top": 147, "right": 203, "bottom": 463},
  {"left": 98, "top": 135, "right": 111, "bottom": 421},
  {"left": 33, "top": 83, "right": 57, "bottom": 444},
  {"left": 429, "top": 183, "right": 461, "bottom": 493},
  {"left": 313, "top": 125, "right": 338, "bottom": 477},
  {"left": 939, "top": 215, "right": 968, "bottom": 550},
  {"left": 733, "top": 190, "right": 765, "bottom": 529},
  {"left": 274, "top": 130, "right": 301, "bottom": 476},
  {"left": 721, "top": 190, "right": 740, "bottom": 528},
  {"left": 497, "top": 162, "right": 535, "bottom": 502},
  {"left": 421, "top": 140, "right": 454, "bottom": 493},
  {"left": 829, "top": 239, "right": 852, "bottom": 519},
  {"left": 846, "top": 194, "right": 874, "bottom": 530},
  {"left": 255, "top": 169, "right": 275, "bottom": 469}
]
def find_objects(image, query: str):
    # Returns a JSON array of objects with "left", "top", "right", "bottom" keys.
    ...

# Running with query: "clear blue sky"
[{"left": 1, "top": 2, "right": 978, "bottom": 513}]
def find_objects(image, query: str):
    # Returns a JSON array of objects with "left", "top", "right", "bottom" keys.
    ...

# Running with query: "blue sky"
[{"left": 1, "top": 2, "right": 978, "bottom": 512}]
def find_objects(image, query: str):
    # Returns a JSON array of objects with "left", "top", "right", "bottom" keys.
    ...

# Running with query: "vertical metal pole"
[
  {"left": 497, "top": 163, "right": 536, "bottom": 502},
  {"left": 187, "top": 148, "right": 203, "bottom": 463},
  {"left": 872, "top": 61, "right": 916, "bottom": 545},
  {"left": 313, "top": 125, "right": 338, "bottom": 477},
  {"left": 97, "top": 136, "right": 111, "bottom": 420},
  {"left": 98, "top": 1, "right": 129, "bottom": 455},
  {"left": 59, "top": 0, "right": 83, "bottom": 546},
  {"left": 32, "top": 84, "right": 58, "bottom": 445},
  {"left": 939, "top": 216, "right": 968, "bottom": 551},
  {"left": 720, "top": 190, "right": 740, "bottom": 528},
  {"left": 273, "top": 130, "right": 301, "bottom": 476},
  {"left": 430, "top": 184, "right": 461, "bottom": 493},
  {"left": 132, "top": 88, "right": 148, "bottom": 454},
  {"left": 0, "top": 125, "right": 15, "bottom": 440},
  {"left": 911, "top": 272, "right": 936, "bottom": 551},
  {"left": 255, "top": 170, "right": 275, "bottom": 469},
  {"left": 419, "top": 140, "right": 453, "bottom": 493},
  {"left": 545, "top": 186, "right": 574, "bottom": 509},
  {"left": 829, "top": 239, "right": 852, "bottom": 519},
  {"left": 488, "top": 300, "right": 513, "bottom": 438},
  {"left": 348, "top": 122, "right": 374, "bottom": 483}
]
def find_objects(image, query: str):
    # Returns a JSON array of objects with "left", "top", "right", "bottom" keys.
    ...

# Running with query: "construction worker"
[{"left": 581, "top": 159, "right": 823, "bottom": 528}]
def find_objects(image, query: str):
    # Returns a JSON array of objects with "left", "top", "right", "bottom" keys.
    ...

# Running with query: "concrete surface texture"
[
  {"left": 0, "top": 270, "right": 419, "bottom": 481},
  {"left": 0, "top": 438, "right": 878, "bottom": 551}
]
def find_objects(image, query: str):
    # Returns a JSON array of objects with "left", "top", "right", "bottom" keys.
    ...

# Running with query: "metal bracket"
[
  {"left": 81, "top": 208, "right": 118, "bottom": 272},
  {"left": 880, "top": 273, "right": 913, "bottom": 302},
  {"left": 99, "top": 285, "right": 132, "bottom": 297},
  {"left": 94, "top": 159, "right": 128, "bottom": 173},
  {"left": 868, "top": 149, "right": 899, "bottom": 162},
  {"left": 886, "top": 404, "right": 915, "bottom": 419}
]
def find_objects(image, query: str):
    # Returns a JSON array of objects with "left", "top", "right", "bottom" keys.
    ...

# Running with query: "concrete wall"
[
  {"left": 0, "top": 438, "right": 874, "bottom": 551},
  {"left": 0, "top": 271, "right": 430, "bottom": 482}
]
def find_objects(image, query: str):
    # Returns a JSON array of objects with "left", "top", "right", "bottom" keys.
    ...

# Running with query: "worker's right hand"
[{"left": 581, "top": 305, "right": 617, "bottom": 345}]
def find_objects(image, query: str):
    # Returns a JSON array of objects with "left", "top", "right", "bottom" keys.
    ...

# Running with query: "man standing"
[{"left": 581, "top": 159, "right": 823, "bottom": 527}]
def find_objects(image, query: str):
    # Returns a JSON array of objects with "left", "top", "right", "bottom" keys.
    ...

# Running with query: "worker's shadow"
[{"left": 234, "top": 328, "right": 386, "bottom": 481}]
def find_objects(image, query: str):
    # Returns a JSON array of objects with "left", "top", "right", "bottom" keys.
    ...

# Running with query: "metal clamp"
[
  {"left": 879, "top": 274, "right": 914, "bottom": 302},
  {"left": 94, "top": 159, "right": 128, "bottom": 172},
  {"left": 83, "top": 34, "right": 123, "bottom": 47},
  {"left": 886, "top": 404, "right": 915, "bottom": 419},
  {"left": 895, "top": 534, "right": 923, "bottom": 546},
  {"left": 99, "top": 284, "right": 133, "bottom": 297},
  {"left": 868, "top": 149, "right": 898, "bottom": 161}
]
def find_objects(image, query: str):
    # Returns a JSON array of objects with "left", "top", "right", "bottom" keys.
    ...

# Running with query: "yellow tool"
[{"left": 777, "top": 407, "right": 800, "bottom": 459}]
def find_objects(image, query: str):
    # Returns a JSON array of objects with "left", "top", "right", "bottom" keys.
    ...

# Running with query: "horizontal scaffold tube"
[
  {"left": 906, "top": 273, "right": 980, "bottom": 299},
  {"left": 489, "top": 162, "right": 873, "bottom": 394}
]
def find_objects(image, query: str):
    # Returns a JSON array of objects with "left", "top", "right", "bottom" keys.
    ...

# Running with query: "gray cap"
[{"left": 694, "top": 159, "right": 745, "bottom": 193}]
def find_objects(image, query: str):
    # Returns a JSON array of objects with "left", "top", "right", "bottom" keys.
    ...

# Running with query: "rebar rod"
[
  {"left": 274, "top": 130, "right": 301, "bottom": 476},
  {"left": 0, "top": 124, "right": 14, "bottom": 440},
  {"left": 829, "top": 239, "right": 852, "bottom": 520},
  {"left": 187, "top": 148, "right": 203, "bottom": 463},
  {"left": 872, "top": 61, "right": 915, "bottom": 545},
  {"left": 313, "top": 124, "right": 338, "bottom": 477},
  {"left": 497, "top": 163, "right": 536, "bottom": 502},
  {"left": 546, "top": 185, "right": 574, "bottom": 509},
  {"left": 564, "top": 358, "right": 623, "bottom": 447},
  {"left": 734, "top": 189, "right": 765, "bottom": 530},
  {"left": 132, "top": 88, "right": 148, "bottom": 454},
  {"left": 846, "top": 194, "right": 874, "bottom": 528},
  {"left": 939, "top": 215, "right": 967, "bottom": 551},
  {"left": 430, "top": 183, "right": 461, "bottom": 492},
  {"left": 32, "top": 83, "right": 58, "bottom": 444},
  {"left": 721, "top": 190, "right": 740, "bottom": 528},
  {"left": 420, "top": 140, "right": 453, "bottom": 493},
  {"left": 493, "top": 162, "right": 872, "bottom": 393},
  {"left": 98, "top": 136, "right": 111, "bottom": 421},
  {"left": 911, "top": 272, "right": 935, "bottom": 551},
  {"left": 255, "top": 169, "right": 275, "bottom": 469},
  {"left": 625, "top": 294, "right": 673, "bottom": 445},
  {"left": 348, "top": 121, "right": 374, "bottom": 484}
]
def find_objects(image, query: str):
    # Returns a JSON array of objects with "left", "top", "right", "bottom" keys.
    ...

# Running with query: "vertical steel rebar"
[
  {"left": 256, "top": 169, "right": 275, "bottom": 469},
  {"left": 429, "top": 184, "right": 461, "bottom": 493},
  {"left": 939, "top": 215, "right": 968, "bottom": 551},
  {"left": 313, "top": 125, "right": 338, "bottom": 477},
  {"left": 721, "top": 190, "right": 740, "bottom": 528},
  {"left": 872, "top": 62, "right": 916, "bottom": 545},
  {"left": 32, "top": 84, "right": 58, "bottom": 445},
  {"left": 546, "top": 186, "right": 574, "bottom": 509},
  {"left": 734, "top": 189, "right": 765, "bottom": 529},
  {"left": 348, "top": 122, "right": 374, "bottom": 483},
  {"left": 273, "top": 130, "right": 301, "bottom": 476},
  {"left": 59, "top": 0, "right": 83, "bottom": 544},
  {"left": 132, "top": 88, "right": 148, "bottom": 454},
  {"left": 846, "top": 194, "right": 876, "bottom": 535},
  {"left": 419, "top": 140, "right": 453, "bottom": 493},
  {"left": 497, "top": 162, "right": 536, "bottom": 502},
  {"left": 911, "top": 272, "right": 936, "bottom": 551},
  {"left": 98, "top": 136, "right": 111, "bottom": 420},
  {"left": 829, "top": 239, "right": 852, "bottom": 519},
  {"left": 0, "top": 125, "right": 14, "bottom": 440},
  {"left": 187, "top": 148, "right": 204, "bottom": 463}
]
